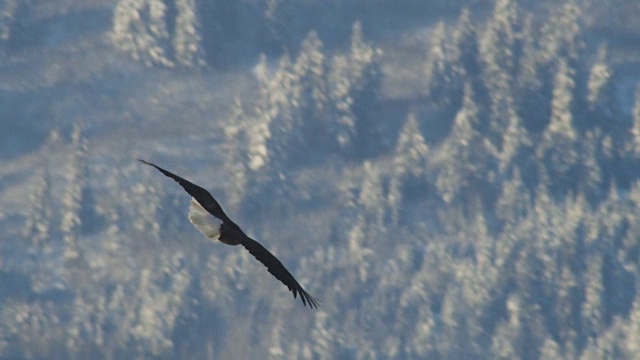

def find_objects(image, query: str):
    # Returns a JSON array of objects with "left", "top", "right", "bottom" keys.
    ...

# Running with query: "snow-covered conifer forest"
[{"left": 1, "top": 0, "right": 640, "bottom": 358}]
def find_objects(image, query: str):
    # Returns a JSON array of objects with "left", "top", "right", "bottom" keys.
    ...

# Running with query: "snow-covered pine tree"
[
  {"left": 61, "top": 123, "right": 88, "bottom": 263},
  {"left": 264, "top": 51, "right": 301, "bottom": 165},
  {"left": 450, "top": 8, "right": 480, "bottom": 83},
  {"left": 538, "top": 0, "right": 584, "bottom": 66},
  {"left": 358, "top": 161, "right": 385, "bottom": 235},
  {"left": 224, "top": 97, "right": 250, "bottom": 210},
  {"left": 327, "top": 54, "right": 356, "bottom": 151},
  {"left": 480, "top": 0, "right": 522, "bottom": 153},
  {"left": 498, "top": 98, "right": 531, "bottom": 175},
  {"left": 496, "top": 167, "right": 530, "bottom": 226},
  {"left": 581, "top": 252, "right": 604, "bottom": 337},
  {"left": 295, "top": 31, "right": 327, "bottom": 117},
  {"left": 389, "top": 110, "right": 429, "bottom": 225},
  {"left": 60, "top": 122, "right": 91, "bottom": 288},
  {"left": 437, "top": 82, "right": 493, "bottom": 203},
  {"left": 393, "top": 110, "right": 429, "bottom": 181},
  {"left": 111, "top": 0, "right": 173, "bottom": 67},
  {"left": 294, "top": 31, "right": 328, "bottom": 146},
  {"left": 24, "top": 164, "right": 53, "bottom": 255},
  {"left": 515, "top": 13, "right": 550, "bottom": 133},
  {"left": 348, "top": 21, "right": 384, "bottom": 155},
  {"left": 587, "top": 44, "right": 617, "bottom": 123},
  {"left": 248, "top": 54, "right": 273, "bottom": 171},
  {"left": 173, "top": 0, "right": 206, "bottom": 67},
  {"left": 424, "top": 21, "right": 450, "bottom": 106},
  {"left": 536, "top": 58, "right": 578, "bottom": 193}
]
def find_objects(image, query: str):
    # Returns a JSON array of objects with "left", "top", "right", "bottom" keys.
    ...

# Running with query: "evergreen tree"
[
  {"left": 347, "top": 161, "right": 386, "bottom": 283},
  {"left": 480, "top": 0, "right": 520, "bottom": 82},
  {"left": 490, "top": 295, "right": 522, "bottom": 359},
  {"left": 173, "top": 0, "right": 206, "bottom": 67},
  {"left": 23, "top": 164, "right": 53, "bottom": 255},
  {"left": 578, "top": 130, "right": 604, "bottom": 199},
  {"left": 348, "top": 21, "right": 384, "bottom": 154},
  {"left": 496, "top": 167, "right": 531, "bottom": 225},
  {"left": 266, "top": 52, "right": 304, "bottom": 165},
  {"left": 539, "top": 337, "right": 563, "bottom": 360},
  {"left": 389, "top": 110, "right": 429, "bottom": 224},
  {"left": 387, "top": 174, "right": 402, "bottom": 228},
  {"left": 129, "top": 253, "right": 191, "bottom": 356},
  {"left": 331, "top": 173, "right": 359, "bottom": 244},
  {"left": 268, "top": 317, "right": 285, "bottom": 360},
  {"left": 247, "top": 51, "right": 300, "bottom": 170},
  {"left": 111, "top": 0, "right": 173, "bottom": 67},
  {"left": 437, "top": 82, "right": 494, "bottom": 203},
  {"left": 310, "top": 310, "right": 334, "bottom": 359},
  {"left": 61, "top": 123, "right": 88, "bottom": 264},
  {"left": 248, "top": 54, "right": 273, "bottom": 171},
  {"left": 424, "top": 21, "right": 453, "bottom": 106},
  {"left": 358, "top": 161, "right": 385, "bottom": 235},
  {"left": 538, "top": 0, "right": 584, "bottom": 66},
  {"left": 392, "top": 110, "right": 429, "bottom": 181},
  {"left": 587, "top": 44, "right": 617, "bottom": 126},
  {"left": 294, "top": 30, "right": 328, "bottom": 131},
  {"left": 536, "top": 58, "right": 578, "bottom": 192},
  {"left": 480, "top": 0, "right": 519, "bottom": 122},
  {"left": 516, "top": 13, "right": 550, "bottom": 132},
  {"left": 224, "top": 97, "right": 250, "bottom": 210},
  {"left": 449, "top": 8, "right": 480, "bottom": 83},
  {"left": 23, "top": 163, "right": 55, "bottom": 292},
  {"left": 130, "top": 181, "right": 161, "bottom": 241},
  {"left": 262, "top": 0, "right": 296, "bottom": 49},
  {"left": 327, "top": 54, "right": 356, "bottom": 151},
  {"left": 498, "top": 99, "right": 531, "bottom": 175},
  {"left": 581, "top": 253, "right": 604, "bottom": 338}
]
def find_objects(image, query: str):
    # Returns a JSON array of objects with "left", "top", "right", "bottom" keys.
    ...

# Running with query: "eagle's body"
[{"left": 139, "top": 159, "right": 319, "bottom": 308}]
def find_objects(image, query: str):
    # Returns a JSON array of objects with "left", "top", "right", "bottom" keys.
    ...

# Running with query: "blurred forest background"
[{"left": 1, "top": 0, "right": 640, "bottom": 358}]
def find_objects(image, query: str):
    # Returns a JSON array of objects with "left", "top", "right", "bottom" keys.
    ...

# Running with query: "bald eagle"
[{"left": 139, "top": 159, "right": 319, "bottom": 308}]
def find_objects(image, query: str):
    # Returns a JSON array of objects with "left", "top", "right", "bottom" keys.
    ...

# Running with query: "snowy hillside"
[{"left": 2, "top": 0, "right": 640, "bottom": 358}]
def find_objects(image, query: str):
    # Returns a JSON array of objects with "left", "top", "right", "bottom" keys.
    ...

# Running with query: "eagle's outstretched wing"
[
  {"left": 232, "top": 231, "right": 320, "bottom": 308},
  {"left": 138, "top": 159, "right": 232, "bottom": 224}
]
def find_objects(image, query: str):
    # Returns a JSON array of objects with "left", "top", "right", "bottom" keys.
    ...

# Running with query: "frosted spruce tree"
[
  {"left": 112, "top": 0, "right": 173, "bottom": 66},
  {"left": 173, "top": 0, "right": 206, "bottom": 67},
  {"left": 60, "top": 122, "right": 91, "bottom": 290},
  {"left": 424, "top": 21, "right": 451, "bottom": 106},
  {"left": 327, "top": 54, "right": 356, "bottom": 151},
  {"left": 388, "top": 110, "right": 429, "bottom": 225},
  {"left": 348, "top": 21, "right": 384, "bottom": 155},
  {"left": 538, "top": 0, "right": 584, "bottom": 66},
  {"left": 450, "top": 8, "right": 480, "bottom": 83},
  {"left": 437, "top": 82, "right": 493, "bottom": 203},
  {"left": 24, "top": 164, "right": 53, "bottom": 256},
  {"left": 223, "top": 97, "right": 250, "bottom": 210},
  {"left": 479, "top": 0, "right": 521, "bottom": 152},
  {"left": 536, "top": 58, "right": 578, "bottom": 193},
  {"left": 294, "top": 31, "right": 328, "bottom": 146},
  {"left": 61, "top": 123, "right": 87, "bottom": 263}
]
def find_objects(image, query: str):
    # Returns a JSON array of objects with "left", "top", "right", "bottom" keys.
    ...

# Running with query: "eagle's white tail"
[{"left": 188, "top": 198, "right": 222, "bottom": 240}]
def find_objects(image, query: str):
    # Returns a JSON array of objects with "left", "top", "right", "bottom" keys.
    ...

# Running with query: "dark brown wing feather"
[
  {"left": 234, "top": 233, "right": 320, "bottom": 308},
  {"left": 138, "top": 159, "right": 233, "bottom": 224}
]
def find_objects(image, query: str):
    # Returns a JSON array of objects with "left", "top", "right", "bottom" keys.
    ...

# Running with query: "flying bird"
[{"left": 139, "top": 159, "right": 319, "bottom": 308}]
